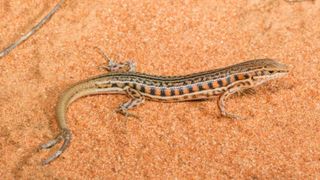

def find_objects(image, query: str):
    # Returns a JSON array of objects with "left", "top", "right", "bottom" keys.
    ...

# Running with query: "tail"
[{"left": 41, "top": 81, "right": 97, "bottom": 165}]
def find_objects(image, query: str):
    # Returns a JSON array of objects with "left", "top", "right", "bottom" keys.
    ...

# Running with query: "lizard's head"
[{"left": 250, "top": 59, "right": 289, "bottom": 85}]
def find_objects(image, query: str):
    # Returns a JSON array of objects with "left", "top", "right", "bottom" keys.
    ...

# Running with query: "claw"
[
  {"left": 41, "top": 128, "right": 72, "bottom": 165},
  {"left": 245, "top": 88, "right": 256, "bottom": 95},
  {"left": 221, "top": 112, "right": 244, "bottom": 120},
  {"left": 115, "top": 108, "right": 140, "bottom": 119},
  {"left": 95, "top": 47, "right": 136, "bottom": 72},
  {"left": 94, "top": 46, "right": 113, "bottom": 62},
  {"left": 236, "top": 88, "right": 256, "bottom": 96}
]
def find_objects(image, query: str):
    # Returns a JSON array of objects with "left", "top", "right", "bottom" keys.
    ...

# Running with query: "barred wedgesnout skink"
[{"left": 40, "top": 56, "right": 289, "bottom": 165}]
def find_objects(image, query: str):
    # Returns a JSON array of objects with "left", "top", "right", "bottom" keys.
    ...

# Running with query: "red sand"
[{"left": 0, "top": 0, "right": 319, "bottom": 179}]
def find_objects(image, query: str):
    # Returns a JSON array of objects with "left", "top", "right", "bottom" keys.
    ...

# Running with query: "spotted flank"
[{"left": 41, "top": 58, "right": 289, "bottom": 165}]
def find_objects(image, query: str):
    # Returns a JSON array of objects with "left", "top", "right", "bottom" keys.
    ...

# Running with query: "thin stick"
[
  {"left": 284, "top": 0, "right": 314, "bottom": 2},
  {"left": 0, "top": 0, "right": 65, "bottom": 58}
]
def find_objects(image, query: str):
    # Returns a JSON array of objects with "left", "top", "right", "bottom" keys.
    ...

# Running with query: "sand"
[{"left": 0, "top": 0, "right": 319, "bottom": 179}]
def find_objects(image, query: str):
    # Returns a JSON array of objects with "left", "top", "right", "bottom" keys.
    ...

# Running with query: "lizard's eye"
[{"left": 268, "top": 71, "right": 274, "bottom": 74}]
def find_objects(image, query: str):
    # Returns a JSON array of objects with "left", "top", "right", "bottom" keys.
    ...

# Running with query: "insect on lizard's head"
[{"left": 252, "top": 59, "right": 289, "bottom": 85}]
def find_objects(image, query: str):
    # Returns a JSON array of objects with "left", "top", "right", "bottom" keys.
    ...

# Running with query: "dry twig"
[{"left": 0, "top": 0, "right": 65, "bottom": 58}]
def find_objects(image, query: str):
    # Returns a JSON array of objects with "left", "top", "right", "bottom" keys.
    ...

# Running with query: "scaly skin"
[{"left": 41, "top": 58, "right": 289, "bottom": 165}]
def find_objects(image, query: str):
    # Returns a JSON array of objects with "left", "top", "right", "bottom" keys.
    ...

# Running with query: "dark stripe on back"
[
  {"left": 160, "top": 88, "right": 166, "bottom": 97},
  {"left": 150, "top": 87, "right": 155, "bottom": 95},
  {"left": 226, "top": 76, "right": 231, "bottom": 85},
  {"left": 179, "top": 87, "right": 184, "bottom": 95},
  {"left": 208, "top": 81, "right": 214, "bottom": 89},
  {"left": 234, "top": 74, "right": 239, "bottom": 81},
  {"left": 91, "top": 59, "right": 271, "bottom": 82},
  {"left": 140, "top": 85, "right": 145, "bottom": 93},
  {"left": 170, "top": 88, "right": 175, "bottom": 96},
  {"left": 244, "top": 73, "right": 250, "bottom": 79},
  {"left": 187, "top": 85, "right": 193, "bottom": 93},
  {"left": 132, "top": 83, "right": 136, "bottom": 89},
  {"left": 111, "top": 83, "right": 118, "bottom": 87},
  {"left": 197, "top": 84, "right": 204, "bottom": 91},
  {"left": 217, "top": 79, "right": 223, "bottom": 87}
]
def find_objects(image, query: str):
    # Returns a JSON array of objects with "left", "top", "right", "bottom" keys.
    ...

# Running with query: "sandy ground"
[{"left": 0, "top": 0, "right": 319, "bottom": 179}]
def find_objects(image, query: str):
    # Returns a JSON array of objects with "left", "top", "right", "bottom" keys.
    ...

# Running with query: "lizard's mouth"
[{"left": 252, "top": 70, "right": 288, "bottom": 85}]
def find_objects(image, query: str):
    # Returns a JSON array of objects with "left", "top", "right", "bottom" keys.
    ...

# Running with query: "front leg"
[
  {"left": 218, "top": 91, "right": 242, "bottom": 120},
  {"left": 95, "top": 47, "right": 136, "bottom": 72},
  {"left": 218, "top": 81, "right": 253, "bottom": 120}
]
